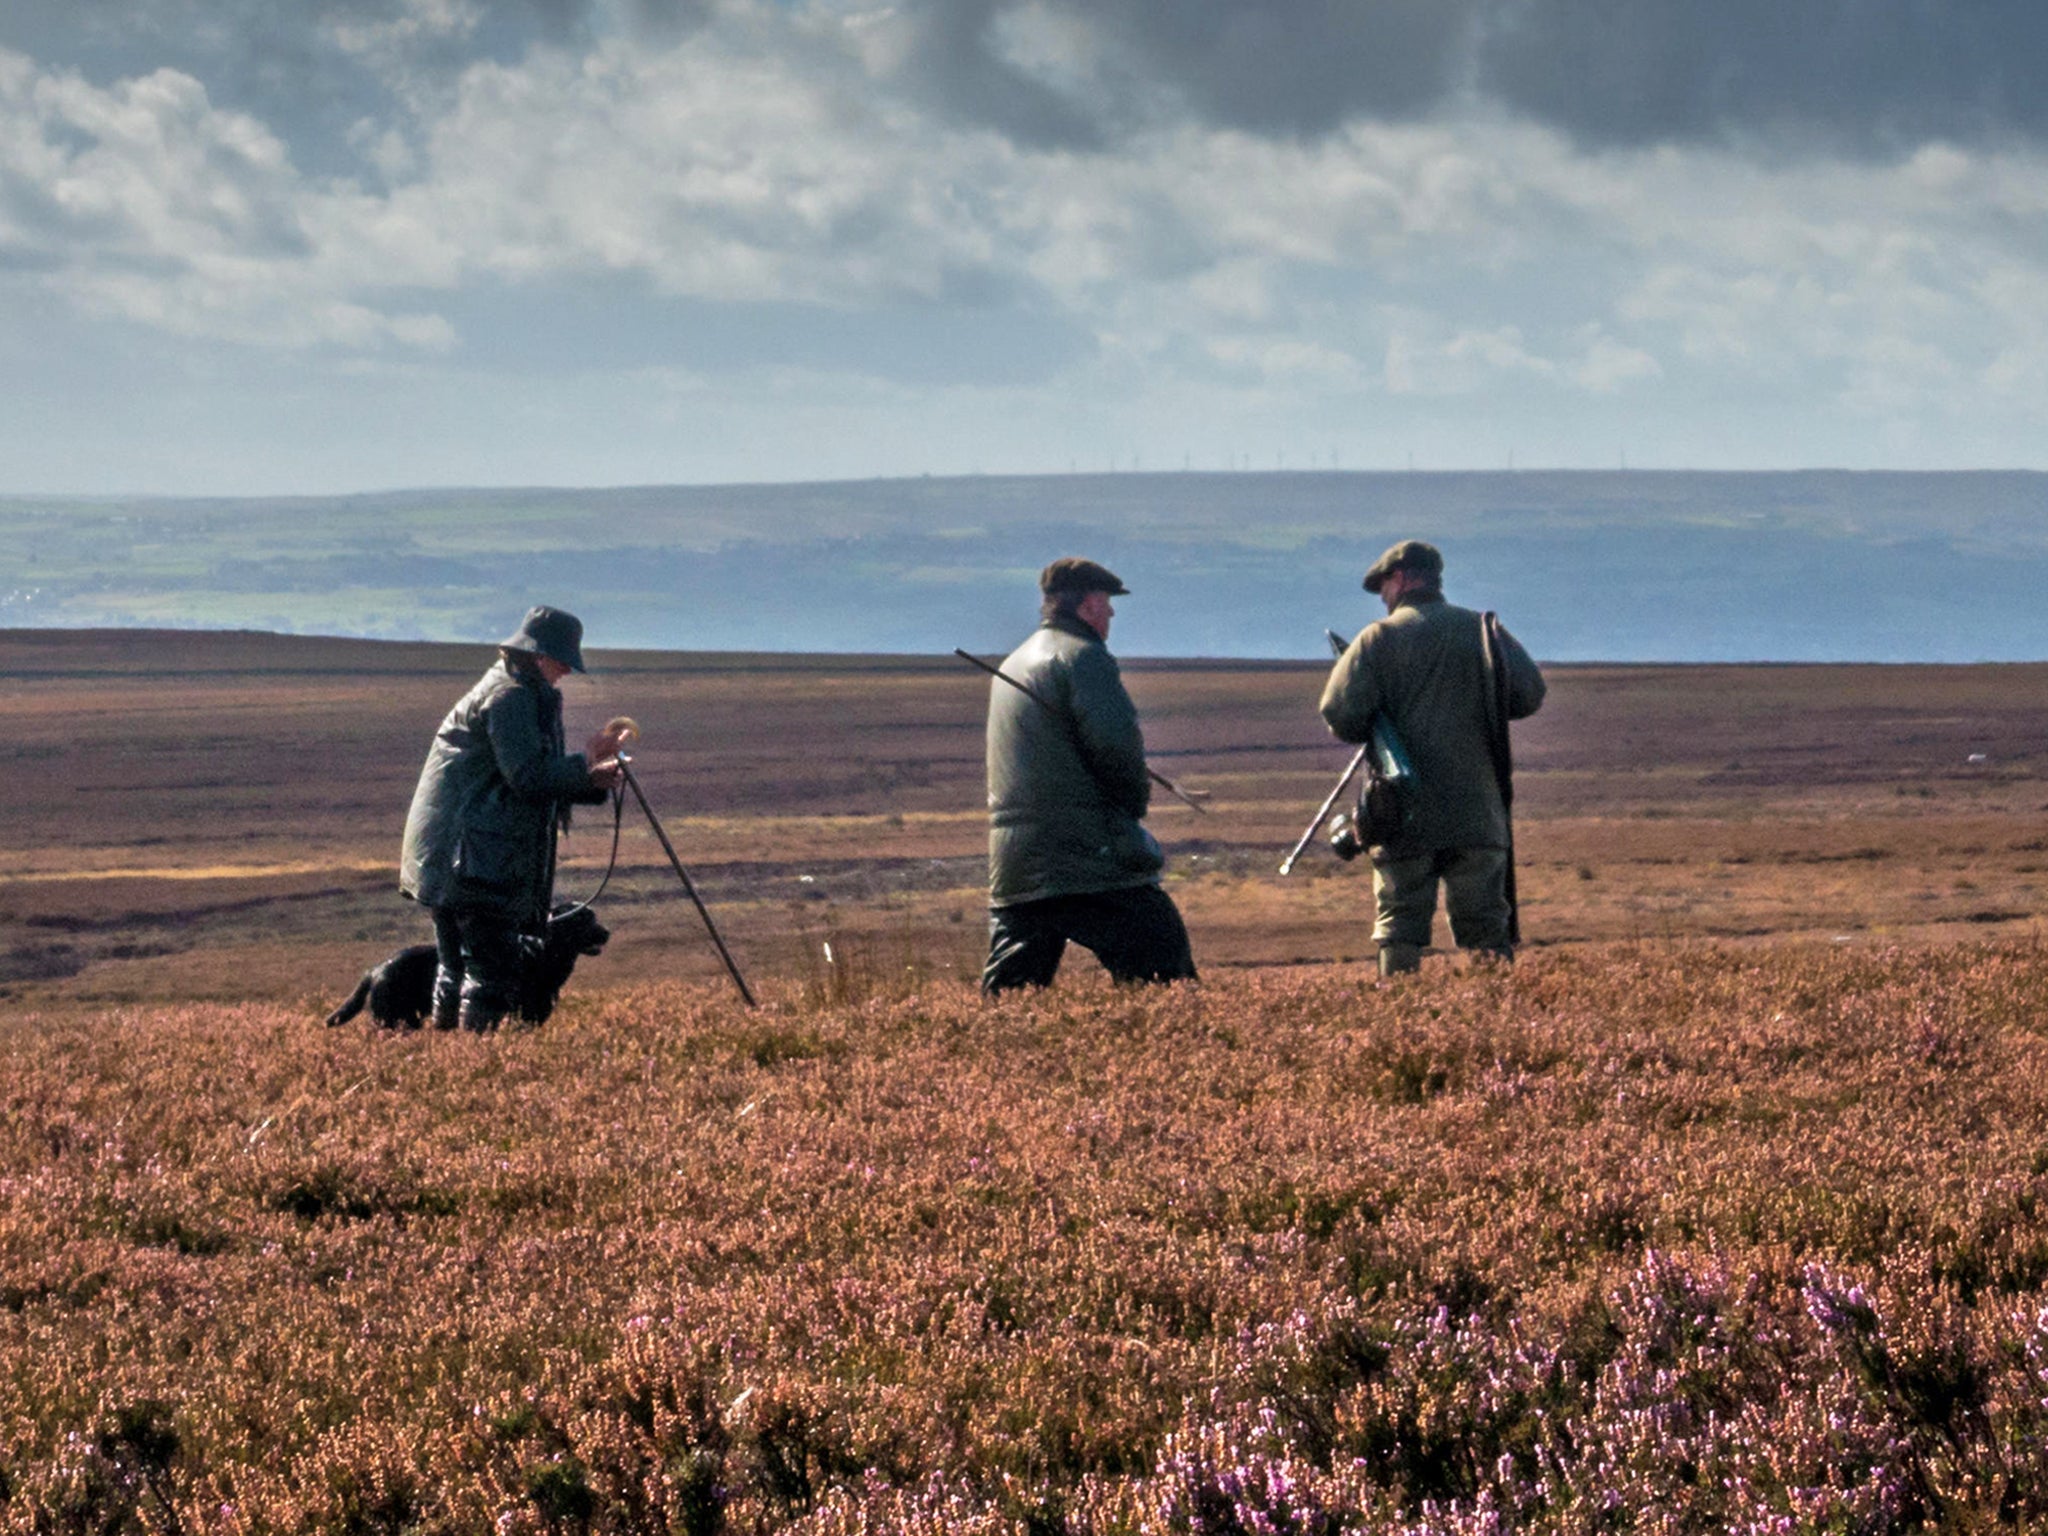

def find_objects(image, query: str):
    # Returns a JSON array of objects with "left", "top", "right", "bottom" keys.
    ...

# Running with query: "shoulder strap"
[
  {"left": 1479, "top": 611, "right": 1520, "bottom": 945},
  {"left": 1478, "top": 611, "right": 1514, "bottom": 812}
]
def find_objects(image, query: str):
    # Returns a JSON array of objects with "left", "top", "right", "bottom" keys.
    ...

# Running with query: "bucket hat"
[{"left": 500, "top": 605, "right": 587, "bottom": 672}]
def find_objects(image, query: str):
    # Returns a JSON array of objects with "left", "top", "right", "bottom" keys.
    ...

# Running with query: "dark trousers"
[
  {"left": 982, "top": 885, "right": 1197, "bottom": 994},
  {"left": 431, "top": 906, "right": 524, "bottom": 1016}
]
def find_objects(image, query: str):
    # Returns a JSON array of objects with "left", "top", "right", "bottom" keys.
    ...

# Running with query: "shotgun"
[{"left": 953, "top": 648, "right": 1211, "bottom": 814}]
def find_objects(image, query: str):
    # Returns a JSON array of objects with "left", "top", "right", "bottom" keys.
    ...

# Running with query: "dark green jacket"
[
  {"left": 1320, "top": 593, "right": 1545, "bottom": 858},
  {"left": 399, "top": 660, "right": 602, "bottom": 924},
  {"left": 986, "top": 615, "right": 1162, "bottom": 907}
]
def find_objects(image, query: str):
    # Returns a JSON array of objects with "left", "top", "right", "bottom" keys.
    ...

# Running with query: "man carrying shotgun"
[
  {"left": 978, "top": 558, "right": 1197, "bottom": 994},
  {"left": 1320, "top": 541, "right": 1546, "bottom": 977}
]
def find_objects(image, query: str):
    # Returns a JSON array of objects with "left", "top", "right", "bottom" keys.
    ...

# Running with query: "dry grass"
[
  {"left": 8, "top": 632, "right": 2048, "bottom": 1530},
  {"left": 10, "top": 946, "right": 2048, "bottom": 1530}
]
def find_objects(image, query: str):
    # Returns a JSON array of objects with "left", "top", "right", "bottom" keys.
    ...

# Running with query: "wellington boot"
[
  {"left": 430, "top": 975, "right": 463, "bottom": 1031},
  {"left": 1378, "top": 942, "right": 1423, "bottom": 977},
  {"left": 457, "top": 996, "right": 507, "bottom": 1034}
]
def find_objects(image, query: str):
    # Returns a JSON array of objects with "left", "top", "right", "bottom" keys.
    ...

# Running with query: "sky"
[{"left": 5, "top": 0, "right": 2048, "bottom": 495}]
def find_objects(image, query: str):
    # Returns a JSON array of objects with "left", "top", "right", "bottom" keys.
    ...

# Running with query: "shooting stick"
[
  {"left": 1278, "top": 744, "right": 1369, "bottom": 876},
  {"left": 604, "top": 720, "right": 755, "bottom": 1008},
  {"left": 621, "top": 763, "right": 756, "bottom": 1008},
  {"left": 952, "top": 648, "right": 1210, "bottom": 814}
]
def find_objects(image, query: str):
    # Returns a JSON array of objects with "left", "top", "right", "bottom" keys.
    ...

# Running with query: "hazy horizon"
[
  {"left": 7, "top": 467, "right": 2046, "bottom": 663},
  {"left": 7, "top": 460, "right": 2047, "bottom": 505}
]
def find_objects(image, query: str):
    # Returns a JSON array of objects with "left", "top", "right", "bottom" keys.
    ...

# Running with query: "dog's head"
[
  {"left": 547, "top": 903, "right": 610, "bottom": 958},
  {"left": 514, "top": 904, "right": 610, "bottom": 1025}
]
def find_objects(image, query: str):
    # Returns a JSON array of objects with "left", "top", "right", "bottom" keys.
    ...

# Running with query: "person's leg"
[
  {"left": 1441, "top": 846, "right": 1514, "bottom": 959},
  {"left": 429, "top": 906, "right": 466, "bottom": 1030},
  {"left": 982, "top": 901, "right": 1068, "bottom": 994},
  {"left": 454, "top": 909, "right": 523, "bottom": 1031},
  {"left": 1065, "top": 886, "right": 1198, "bottom": 985},
  {"left": 1371, "top": 852, "right": 1439, "bottom": 975}
]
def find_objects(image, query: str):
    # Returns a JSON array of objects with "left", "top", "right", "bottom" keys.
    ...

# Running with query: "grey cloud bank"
[{"left": 20, "top": 1, "right": 2048, "bottom": 153}]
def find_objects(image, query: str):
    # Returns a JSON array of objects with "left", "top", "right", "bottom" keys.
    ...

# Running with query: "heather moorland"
[{"left": 4, "top": 631, "right": 2048, "bottom": 1532}]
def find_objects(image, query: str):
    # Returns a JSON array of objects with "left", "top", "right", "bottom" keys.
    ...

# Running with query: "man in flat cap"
[
  {"left": 400, "top": 606, "right": 629, "bottom": 1031},
  {"left": 980, "top": 558, "right": 1197, "bottom": 993},
  {"left": 1320, "top": 542, "right": 1545, "bottom": 976}
]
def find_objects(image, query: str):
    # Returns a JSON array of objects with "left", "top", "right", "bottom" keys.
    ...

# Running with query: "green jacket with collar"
[
  {"left": 986, "top": 615, "right": 1163, "bottom": 907},
  {"left": 1320, "top": 592, "right": 1545, "bottom": 858},
  {"left": 399, "top": 659, "right": 603, "bottom": 924}
]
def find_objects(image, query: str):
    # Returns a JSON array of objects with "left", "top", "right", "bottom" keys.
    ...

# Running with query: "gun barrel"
[{"left": 1279, "top": 743, "right": 1370, "bottom": 876}]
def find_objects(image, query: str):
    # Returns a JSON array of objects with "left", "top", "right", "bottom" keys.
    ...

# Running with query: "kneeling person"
[{"left": 981, "top": 559, "right": 1196, "bottom": 993}]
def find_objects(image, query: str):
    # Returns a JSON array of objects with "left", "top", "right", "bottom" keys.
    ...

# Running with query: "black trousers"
[
  {"left": 982, "top": 885, "right": 1197, "bottom": 994},
  {"left": 431, "top": 906, "right": 524, "bottom": 1013}
]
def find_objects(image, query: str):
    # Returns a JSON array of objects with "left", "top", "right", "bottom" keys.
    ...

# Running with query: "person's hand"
[
  {"left": 587, "top": 756, "right": 624, "bottom": 792},
  {"left": 586, "top": 714, "right": 639, "bottom": 763}
]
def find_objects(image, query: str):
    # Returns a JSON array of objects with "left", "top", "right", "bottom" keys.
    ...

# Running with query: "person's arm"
[
  {"left": 1319, "top": 630, "right": 1381, "bottom": 743},
  {"left": 1064, "top": 645, "right": 1152, "bottom": 818},
  {"left": 485, "top": 688, "right": 597, "bottom": 801},
  {"left": 1494, "top": 623, "right": 1547, "bottom": 720}
]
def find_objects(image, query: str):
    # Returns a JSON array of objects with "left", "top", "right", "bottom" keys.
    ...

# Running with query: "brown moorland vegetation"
[
  {"left": 12, "top": 952, "right": 2048, "bottom": 1531},
  {"left": 5, "top": 630, "right": 2048, "bottom": 1531},
  {"left": 3, "top": 630, "right": 2046, "bottom": 1005}
]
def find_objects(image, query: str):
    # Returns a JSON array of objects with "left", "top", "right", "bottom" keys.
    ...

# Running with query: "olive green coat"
[
  {"left": 986, "top": 616, "right": 1162, "bottom": 907},
  {"left": 1320, "top": 593, "right": 1545, "bottom": 858},
  {"left": 399, "top": 660, "right": 602, "bottom": 924}
]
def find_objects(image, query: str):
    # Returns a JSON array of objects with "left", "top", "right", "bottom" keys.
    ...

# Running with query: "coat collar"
[
  {"left": 1041, "top": 612, "right": 1104, "bottom": 644},
  {"left": 495, "top": 655, "right": 563, "bottom": 698},
  {"left": 1394, "top": 589, "right": 1446, "bottom": 613}
]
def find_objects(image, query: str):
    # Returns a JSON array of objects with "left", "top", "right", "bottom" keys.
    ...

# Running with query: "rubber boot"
[
  {"left": 1378, "top": 942, "right": 1423, "bottom": 977},
  {"left": 457, "top": 993, "right": 507, "bottom": 1034},
  {"left": 430, "top": 970, "right": 463, "bottom": 1031}
]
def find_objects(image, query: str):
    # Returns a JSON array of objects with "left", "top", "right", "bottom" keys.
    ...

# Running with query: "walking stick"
[
  {"left": 1278, "top": 744, "right": 1369, "bottom": 876},
  {"left": 952, "top": 648, "right": 1211, "bottom": 814},
  {"left": 602, "top": 718, "right": 756, "bottom": 1008}
]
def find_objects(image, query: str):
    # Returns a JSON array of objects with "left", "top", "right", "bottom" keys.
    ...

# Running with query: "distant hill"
[{"left": 3, "top": 470, "right": 2044, "bottom": 660}]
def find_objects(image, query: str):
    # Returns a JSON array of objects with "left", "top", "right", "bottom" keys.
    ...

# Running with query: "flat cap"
[
  {"left": 1039, "top": 556, "right": 1130, "bottom": 597},
  {"left": 1362, "top": 540, "right": 1444, "bottom": 594},
  {"left": 500, "top": 605, "right": 588, "bottom": 673}
]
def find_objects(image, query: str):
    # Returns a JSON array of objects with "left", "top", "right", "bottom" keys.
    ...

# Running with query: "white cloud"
[
  {"left": 1570, "top": 331, "right": 1661, "bottom": 393},
  {"left": 8, "top": 61, "right": 294, "bottom": 245},
  {"left": 0, "top": 49, "right": 455, "bottom": 347},
  {"left": 10, "top": 9, "right": 2048, "bottom": 482},
  {"left": 1383, "top": 323, "right": 1557, "bottom": 396},
  {"left": 325, "top": 0, "right": 483, "bottom": 59},
  {"left": 379, "top": 34, "right": 1015, "bottom": 303},
  {"left": 1202, "top": 334, "right": 1359, "bottom": 382}
]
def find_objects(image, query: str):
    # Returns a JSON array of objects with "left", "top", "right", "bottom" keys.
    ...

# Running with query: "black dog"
[{"left": 325, "top": 906, "right": 610, "bottom": 1030}]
